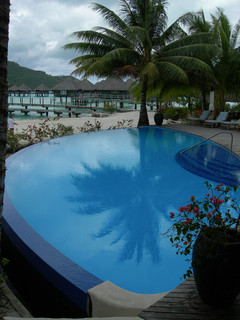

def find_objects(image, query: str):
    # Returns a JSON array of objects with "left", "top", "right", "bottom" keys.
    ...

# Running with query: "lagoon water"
[
  {"left": 5, "top": 127, "right": 217, "bottom": 293},
  {"left": 8, "top": 95, "right": 140, "bottom": 120}
]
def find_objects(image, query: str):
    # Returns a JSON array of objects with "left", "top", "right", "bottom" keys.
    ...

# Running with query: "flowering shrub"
[
  {"left": 108, "top": 119, "right": 133, "bottom": 129},
  {"left": 7, "top": 118, "right": 134, "bottom": 154},
  {"left": 167, "top": 181, "right": 240, "bottom": 278},
  {"left": 78, "top": 120, "right": 102, "bottom": 133},
  {"left": 22, "top": 118, "right": 74, "bottom": 144}
]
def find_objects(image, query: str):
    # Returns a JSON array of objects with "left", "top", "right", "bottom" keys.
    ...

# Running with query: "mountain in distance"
[{"left": 7, "top": 61, "right": 73, "bottom": 89}]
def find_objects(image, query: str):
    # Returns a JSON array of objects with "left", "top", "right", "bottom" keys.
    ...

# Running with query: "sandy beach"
[{"left": 14, "top": 111, "right": 157, "bottom": 134}]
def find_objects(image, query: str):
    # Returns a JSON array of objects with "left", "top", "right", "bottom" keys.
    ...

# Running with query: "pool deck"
[
  {"left": 139, "top": 276, "right": 240, "bottom": 320},
  {"left": 165, "top": 123, "right": 240, "bottom": 156}
]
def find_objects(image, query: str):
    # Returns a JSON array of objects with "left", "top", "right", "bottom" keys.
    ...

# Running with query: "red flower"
[
  {"left": 193, "top": 207, "right": 199, "bottom": 213},
  {"left": 206, "top": 212, "right": 211, "bottom": 219},
  {"left": 179, "top": 206, "right": 185, "bottom": 212},
  {"left": 183, "top": 217, "right": 192, "bottom": 224},
  {"left": 170, "top": 212, "right": 175, "bottom": 218},
  {"left": 190, "top": 196, "right": 195, "bottom": 202}
]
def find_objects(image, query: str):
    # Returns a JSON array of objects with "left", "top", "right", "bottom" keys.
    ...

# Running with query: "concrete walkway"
[{"left": 164, "top": 123, "right": 240, "bottom": 156}]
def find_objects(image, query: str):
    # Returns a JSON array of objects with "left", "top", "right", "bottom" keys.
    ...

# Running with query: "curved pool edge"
[
  {"left": 1, "top": 190, "right": 103, "bottom": 315},
  {"left": 3, "top": 126, "right": 239, "bottom": 316}
]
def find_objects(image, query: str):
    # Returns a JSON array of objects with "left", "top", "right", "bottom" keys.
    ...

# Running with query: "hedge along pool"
[{"left": 3, "top": 127, "right": 240, "bottom": 313}]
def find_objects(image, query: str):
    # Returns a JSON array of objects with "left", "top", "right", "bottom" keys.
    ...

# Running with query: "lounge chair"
[
  {"left": 220, "top": 118, "right": 240, "bottom": 130},
  {"left": 203, "top": 112, "right": 229, "bottom": 128},
  {"left": 187, "top": 110, "right": 211, "bottom": 124}
]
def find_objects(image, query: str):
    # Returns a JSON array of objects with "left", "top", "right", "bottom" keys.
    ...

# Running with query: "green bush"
[
  {"left": 6, "top": 132, "right": 25, "bottom": 154},
  {"left": 178, "top": 108, "right": 189, "bottom": 119},
  {"left": 162, "top": 107, "right": 188, "bottom": 120},
  {"left": 103, "top": 102, "right": 117, "bottom": 113}
]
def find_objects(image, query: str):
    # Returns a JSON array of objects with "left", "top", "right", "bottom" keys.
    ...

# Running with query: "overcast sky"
[{"left": 8, "top": 0, "right": 240, "bottom": 78}]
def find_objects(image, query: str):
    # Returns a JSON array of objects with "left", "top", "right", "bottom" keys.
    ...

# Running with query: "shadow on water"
[{"left": 69, "top": 128, "right": 171, "bottom": 264}]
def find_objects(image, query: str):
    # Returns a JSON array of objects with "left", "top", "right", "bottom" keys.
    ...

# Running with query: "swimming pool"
[{"left": 2, "top": 127, "right": 239, "bottom": 315}]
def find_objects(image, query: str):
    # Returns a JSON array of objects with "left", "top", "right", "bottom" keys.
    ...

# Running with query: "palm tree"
[
  {"left": 64, "top": 0, "right": 215, "bottom": 126},
  {"left": 211, "top": 8, "right": 240, "bottom": 110},
  {"left": 183, "top": 8, "right": 240, "bottom": 111},
  {"left": 0, "top": 0, "right": 10, "bottom": 217},
  {"left": 178, "top": 10, "right": 214, "bottom": 110}
]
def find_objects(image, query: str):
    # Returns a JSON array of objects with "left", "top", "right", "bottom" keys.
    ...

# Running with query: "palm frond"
[
  {"left": 140, "top": 61, "right": 160, "bottom": 80},
  {"left": 160, "top": 43, "right": 218, "bottom": 62},
  {"left": 160, "top": 56, "right": 213, "bottom": 75},
  {"left": 230, "top": 21, "right": 240, "bottom": 49},
  {"left": 91, "top": 2, "right": 128, "bottom": 35},
  {"left": 155, "top": 61, "right": 189, "bottom": 83}
]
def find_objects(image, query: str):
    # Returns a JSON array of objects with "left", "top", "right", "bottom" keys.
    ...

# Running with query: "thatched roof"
[
  {"left": 80, "top": 79, "right": 95, "bottom": 91},
  {"left": 94, "top": 78, "right": 131, "bottom": 91},
  {"left": 52, "top": 77, "right": 81, "bottom": 91},
  {"left": 8, "top": 85, "right": 19, "bottom": 91},
  {"left": 125, "top": 78, "right": 134, "bottom": 89},
  {"left": 34, "top": 84, "right": 50, "bottom": 91},
  {"left": 17, "top": 84, "right": 31, "bottom": 91},
  {"left": 9, "top": 77, "right": 133, "bottom": 93}
]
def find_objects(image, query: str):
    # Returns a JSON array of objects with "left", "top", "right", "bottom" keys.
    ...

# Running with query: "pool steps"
[{"left": 176, "top": 143, "right": 240, "bottom": 186}]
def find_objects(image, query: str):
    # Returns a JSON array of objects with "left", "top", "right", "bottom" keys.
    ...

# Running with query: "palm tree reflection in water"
[{"left": 70, "top": 128, "right": 169, "bottom": 264}]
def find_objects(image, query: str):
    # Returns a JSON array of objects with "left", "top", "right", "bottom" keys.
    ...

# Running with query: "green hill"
[{"left": 7, "top": 61, "right": 70, "bottom": 89}]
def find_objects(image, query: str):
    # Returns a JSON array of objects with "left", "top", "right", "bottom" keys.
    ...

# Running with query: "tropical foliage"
[
  {"left": 166, "top": 182, "right": 240, "bottom": 278},
  {"left": 211, "top": 8, "right": 240, "bottom": 110},
  {"left": 64, "top": 0, "right": 215, "bottom": 126},
  {"left": 182, "top": 8, "right": 240, "bottom": 111}
]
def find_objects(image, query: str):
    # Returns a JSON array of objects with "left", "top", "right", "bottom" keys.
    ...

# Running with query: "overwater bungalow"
[
  {"left": 34, "top": 84, "right": 51, "bottom": 97},
  {"left": 17, "top": 84, "right": 32, "bottom": 96},
  {"left": 52, "top": 77, "right": 82, "bottom": 99},
  {"left": 94, "top": 78, "right": 132, "bottom": 101},
  {"left": 8, "top": 85, "right": 19, "bottom": 96}
]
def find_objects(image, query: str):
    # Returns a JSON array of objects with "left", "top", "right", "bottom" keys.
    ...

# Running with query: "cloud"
[
  {"left": 8, "top": 0, "right": 239, "bottom": 77},
  {"left": 9, "top": 0, "right": 110, "bottom": 75}
]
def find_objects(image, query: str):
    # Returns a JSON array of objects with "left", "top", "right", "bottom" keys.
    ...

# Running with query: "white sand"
[{"left": 14, "top": 111, "right": 157, "bottom": 134}]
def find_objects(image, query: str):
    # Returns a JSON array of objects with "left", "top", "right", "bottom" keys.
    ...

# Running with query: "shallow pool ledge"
[{"left": 87, "top": 281, "right": 168, "bottom": 317}]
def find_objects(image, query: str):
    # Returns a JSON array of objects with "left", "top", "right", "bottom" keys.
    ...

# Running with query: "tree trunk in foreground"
[
  {"left": 137, "top": 75, "right": 149, "bottom": 127},
  {"left": 0, "top": 0, "right": 10, "bottom": 217}
]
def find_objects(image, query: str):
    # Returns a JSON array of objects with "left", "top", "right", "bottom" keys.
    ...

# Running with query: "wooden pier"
[
  {"left": 139, "top": 276, "right": 240, "bottom": 320},
  {"left": 8, "top": 103, "right": 134, "bottom": 118}
]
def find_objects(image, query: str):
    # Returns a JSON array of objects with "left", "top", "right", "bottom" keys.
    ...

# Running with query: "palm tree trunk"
[
  {"left": 0, "top": 0, "right": 10, "bottom": 217},
  {"left": 137, "top": 75, "right": 149, "bottom": 127},
  {"left": 201, "top": 89, "right": 207, "bottom": 110},
  {"left": 219, "top": 89, "right": 225, "bottom": 111}
]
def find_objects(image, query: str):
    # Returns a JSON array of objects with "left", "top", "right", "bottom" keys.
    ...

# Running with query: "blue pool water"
[{"left": 5, "top": 127, "right": 237, "bottom": 294}]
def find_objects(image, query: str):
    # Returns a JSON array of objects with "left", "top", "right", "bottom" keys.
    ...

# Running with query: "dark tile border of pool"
[{"left": 1, "top": 143, "right": 103, "bottom": 316}]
